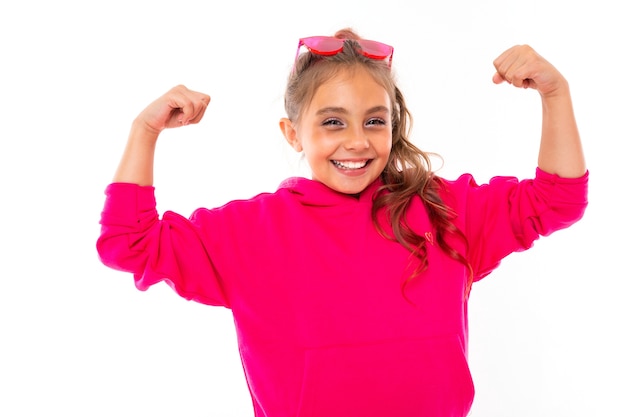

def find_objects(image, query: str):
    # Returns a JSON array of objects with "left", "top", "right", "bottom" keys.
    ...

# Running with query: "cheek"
[
  {"left": 378, "top": 132, "right": 393, "bottom": 155},
  {"left": 378, "top": 136, "right": 393, "bottom": 167},
  {"left": 302, "top": 131, "right": 334, "bottom": 155}
]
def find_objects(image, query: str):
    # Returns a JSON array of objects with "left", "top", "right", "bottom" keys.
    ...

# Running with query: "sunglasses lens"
[
  {"left": 302, "top": 36, "right": 345, "bottom": 55},
  {"left": 357, "top": 39, "right": 393, "bottom": 59}
]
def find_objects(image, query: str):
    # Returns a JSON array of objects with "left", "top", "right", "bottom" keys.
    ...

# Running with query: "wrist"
[
  {"left": 540, "top": 78, "right": 571, "bottom": 102},
  {"left": 129, "top": 118, "right": 161, "bottom": 145}
]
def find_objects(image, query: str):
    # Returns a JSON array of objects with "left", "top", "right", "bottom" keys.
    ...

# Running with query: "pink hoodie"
[{"left": 97, "top": 168, "right": 588, "bottom": 417}]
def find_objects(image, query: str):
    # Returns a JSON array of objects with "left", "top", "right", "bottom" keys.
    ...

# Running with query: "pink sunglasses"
[{"left": 294, "top": 36, "right": 394, "bottom": 69}]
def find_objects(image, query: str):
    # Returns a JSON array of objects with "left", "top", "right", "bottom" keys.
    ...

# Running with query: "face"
[{"left": 281, "top": 66, "right": 393, "bottom": 195}]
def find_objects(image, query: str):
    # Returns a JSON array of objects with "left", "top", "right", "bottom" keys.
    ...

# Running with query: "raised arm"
[
  {"left": 113, "top": 85, "right": 211, "bottom": 186},
  {"left": 492, "top": 45, "right": 586, "bottom": 178}
]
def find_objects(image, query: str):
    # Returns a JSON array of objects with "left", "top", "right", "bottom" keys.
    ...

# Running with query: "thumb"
[{"left": 492, "top": 72, "right": 508, "bottom": 85}]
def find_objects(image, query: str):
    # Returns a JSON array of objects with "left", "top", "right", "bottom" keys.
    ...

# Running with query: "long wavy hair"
[{"left": 284, "top": 28, "right": 473, "bottom": 296}]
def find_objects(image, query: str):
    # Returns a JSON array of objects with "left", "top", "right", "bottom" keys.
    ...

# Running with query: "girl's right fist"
[{"left": 135, "top": 85, "right": 211, "bottom": 134}]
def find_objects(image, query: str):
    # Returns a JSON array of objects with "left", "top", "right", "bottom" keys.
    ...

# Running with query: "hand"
[
  {"left": 134, "top": 85, "right": 211, "bottom": 135},
  {"left": 492, "top": 45, "right": 568, "bottom": 98}
]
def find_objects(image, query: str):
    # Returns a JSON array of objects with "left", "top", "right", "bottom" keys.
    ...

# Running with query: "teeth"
[{"left": 333, "top": 160, "right": 367, "bottom": 169}]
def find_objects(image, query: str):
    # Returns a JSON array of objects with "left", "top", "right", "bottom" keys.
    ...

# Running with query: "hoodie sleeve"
[
  {"left": 96, "top": 183, "right": 229, "bottom": 307},
  {"left": 445, "top": 168, "right": 589, "bottom": 281}
]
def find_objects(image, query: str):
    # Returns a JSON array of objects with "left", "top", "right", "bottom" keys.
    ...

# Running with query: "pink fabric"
[{"left": 97, "top": 168, "right": 588, "bottom": 417}]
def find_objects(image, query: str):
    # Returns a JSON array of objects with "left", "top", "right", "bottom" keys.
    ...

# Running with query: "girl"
[{"left": 97, "top": 28, "right": 588, "bottom": 417}]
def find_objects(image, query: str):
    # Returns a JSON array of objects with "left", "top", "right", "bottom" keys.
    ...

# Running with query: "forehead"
[{"left": 308, "top": 66, "right": 391, "bottom": 108}]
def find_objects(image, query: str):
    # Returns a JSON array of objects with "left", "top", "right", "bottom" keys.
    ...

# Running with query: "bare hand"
[
  {"left": 492, "top": 45, "right": 568, "bottom": 98},
  {"left": 134, "top": 85, "right": 211, "bottom": 135}
]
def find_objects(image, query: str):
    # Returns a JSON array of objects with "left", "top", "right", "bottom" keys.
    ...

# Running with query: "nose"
[{"left": 343, "top": 127, "right": 370, "bottom": 151}]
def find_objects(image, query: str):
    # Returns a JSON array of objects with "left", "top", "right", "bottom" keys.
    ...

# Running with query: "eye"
[
  {"left": 366, "top": 117, "right": 387, "bottom": 126},
  {"left": 322, "top": 118, "right": 344, "bottom": 127}
]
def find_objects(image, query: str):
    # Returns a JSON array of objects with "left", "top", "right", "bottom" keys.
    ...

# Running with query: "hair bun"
[{"left": 333, "top": 28, "right": 362, "bottom": 40}]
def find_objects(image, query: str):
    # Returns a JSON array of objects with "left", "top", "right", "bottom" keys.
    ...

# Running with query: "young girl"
[{"left": 97, "top": 28, "right": 588, "bottom": 417}]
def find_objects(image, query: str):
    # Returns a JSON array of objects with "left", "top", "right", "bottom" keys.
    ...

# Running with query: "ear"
[{"left": 279, "top": 118, "right": 303, "bottom": 152}]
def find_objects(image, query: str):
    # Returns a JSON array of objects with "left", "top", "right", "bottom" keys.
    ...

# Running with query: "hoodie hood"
[{"left": 277, "top": 176, "right": 384, "bottom": 207}]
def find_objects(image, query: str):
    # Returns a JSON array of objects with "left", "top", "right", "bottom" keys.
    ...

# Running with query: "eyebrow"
[{"left": 315, "top": 105, "right": 390, "bottom": 116}]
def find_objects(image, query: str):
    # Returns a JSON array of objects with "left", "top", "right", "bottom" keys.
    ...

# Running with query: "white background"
[{"left": 1, "top": 1, "right": 623, "bottom": 416}]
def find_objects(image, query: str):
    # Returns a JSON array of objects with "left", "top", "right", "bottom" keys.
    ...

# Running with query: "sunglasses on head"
[{"left": 294, "top": 36, "right": 394, "bottom": 70}]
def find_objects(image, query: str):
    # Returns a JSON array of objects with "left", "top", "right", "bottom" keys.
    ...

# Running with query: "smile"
[{"left": 331, "top": 160, "right": 370, "bottom": 170}]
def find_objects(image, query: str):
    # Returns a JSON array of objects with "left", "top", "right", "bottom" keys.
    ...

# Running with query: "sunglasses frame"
[{"left": 294, "top": 36, "right": 394, "bottom": 70}]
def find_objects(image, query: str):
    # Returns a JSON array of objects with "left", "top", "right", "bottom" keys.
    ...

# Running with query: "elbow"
[{"left": 96, "top": 232, "right": 145, "bottom": 273}]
